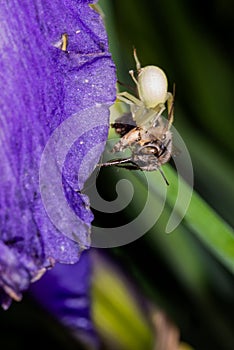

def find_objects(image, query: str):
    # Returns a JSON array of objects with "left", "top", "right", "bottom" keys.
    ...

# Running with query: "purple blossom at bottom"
[
  {"left": 29, "top": 251, "right": 98, "bottom": 348},
  {"left": 0, "top": 0, "right": 116, "bottom": 309}
]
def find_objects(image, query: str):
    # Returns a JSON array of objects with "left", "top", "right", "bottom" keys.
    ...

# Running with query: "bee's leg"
[
  {"left": 117, "top": 92, "right": 143, "bottom": 107},
  {"left": 98, "top": 157, "right": 133, "bottom": 167}
]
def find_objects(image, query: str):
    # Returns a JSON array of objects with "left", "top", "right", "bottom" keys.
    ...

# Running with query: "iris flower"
[{"left": 0, "top": 0, "right": 116, "bottom": 311}]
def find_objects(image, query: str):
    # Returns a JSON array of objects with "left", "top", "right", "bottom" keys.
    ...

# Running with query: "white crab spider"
[
  {"left": 117, "top": 48, "right": 174, "bottom": 128},
  {"left": 100, "top": 49, "right": 175, "bottom": 184}
]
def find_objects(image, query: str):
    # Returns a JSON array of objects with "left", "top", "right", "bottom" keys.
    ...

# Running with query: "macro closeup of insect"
[{"left": 100, "top": 49, "right": 175, "bottom": 185}]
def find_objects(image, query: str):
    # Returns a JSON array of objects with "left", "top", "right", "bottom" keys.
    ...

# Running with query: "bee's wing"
[
  {"left": 131, "top": 104, "right": 161, "bottom": 128},
  {"left": 171, "top": 144, "right": 181, "bottom": 157}
]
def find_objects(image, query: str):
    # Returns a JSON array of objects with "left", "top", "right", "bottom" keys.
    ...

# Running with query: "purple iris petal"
[
  {"left": 0, "top": 0, "right": 116, "bottom": 309},
  {"left": 29, "top": 251, "right": 98, "bottom": 348}
]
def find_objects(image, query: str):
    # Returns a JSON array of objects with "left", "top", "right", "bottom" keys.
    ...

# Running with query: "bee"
[{"left": 100, "top": 49, "right": 175, "bottom": 185}]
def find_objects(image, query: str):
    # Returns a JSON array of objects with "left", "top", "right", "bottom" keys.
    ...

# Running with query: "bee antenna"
[{"left": 159, "top": 167, "right": 169, "bottom": 186}]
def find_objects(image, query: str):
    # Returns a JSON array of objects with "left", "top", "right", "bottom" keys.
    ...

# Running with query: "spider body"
[{"left": 100, "top": 49, "right": 174, "bottom": 185}]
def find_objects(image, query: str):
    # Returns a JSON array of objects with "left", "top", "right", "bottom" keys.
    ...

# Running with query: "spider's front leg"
[
  {"left": 165, "top": 86, "right": 175, "bottom": 128},
  {"left": 117, "top": 91, "right": 143, "bottom": 107}
]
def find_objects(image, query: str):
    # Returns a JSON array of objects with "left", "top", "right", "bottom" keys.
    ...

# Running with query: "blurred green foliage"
[{"left": 94, "top": 0, "right": 234, "bottom": 349}]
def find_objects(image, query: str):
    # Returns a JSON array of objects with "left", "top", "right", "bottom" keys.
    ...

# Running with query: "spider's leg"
[
  {"left": 133, "top": 47, "right": 141, "bottom": 71},
  {"left": 166, "top": 84, "right": 175, "bottom": 128},
  {"left": 117, "top": 92, "right": 143, "bottom": 107}
]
